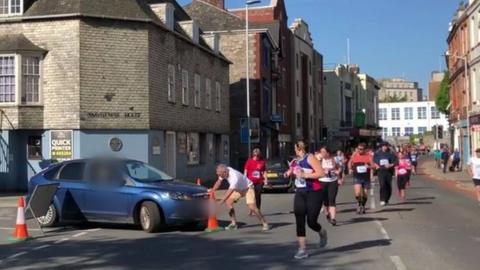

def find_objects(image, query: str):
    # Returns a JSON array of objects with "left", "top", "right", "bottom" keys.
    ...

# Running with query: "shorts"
[
  {"left": 230, "top": 188, "right": 256, "bottom": 205},
  {"left": 397, "top": 175, "right": 409, "bottom": 190},
  {"left": 473, "top": 179, "right": 480, "bottom": 186},
  {"left": 411, "top": 161, "right": 418, "bottom": 167},
  {"left": 353, "top": 177, "right": 371, "bottom": 189}
]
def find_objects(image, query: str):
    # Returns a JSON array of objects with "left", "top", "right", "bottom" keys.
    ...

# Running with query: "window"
[
  {"left": 181, "top": 69, "right": 189, "bottom": 105},
  {"left": 431, "top": 106, "right": 440, "bottom": 119},
  {"left": 27, "top": 136, "right": 42, "bottom": 160},
  {"left": 0, "top": 55, "right": 15, "bottom": 103},
  {"left": 22, "top": 56, "right": 40, "bottom": 104},
  {"left": 418, "top": 127, "right": 427, "bottom": 134},
  {"left": 58, "top": 162, "right": 85, "bottom": 181},
  {"left": 167, "top": 64, "right": 175, "bottom": 103},
  {"left": 404, "top": 107, "right": 413, "bottom": 120},
  {"left": 194, "top": 73, "right": 201, "bottom": 108},
  {"left": 187, "top": 132, "right": 200, "bottom": 165},
  {"left": 382, "top": 128, "right": 388, "bottom": 138},
  {"left": 391, "top": 108, "right": 400, "bottom": 120},
  {"left": 0, "top": 0, "right": 22, "bottom": 15},
  {"left": 296, "top": 53, "right": 299, "bottom": 68},
  {"left": 215, "top": 81, "right": 221, "bottom": 112},
  {"left": 205, "top": 78, "right": 211, "bottom": 110},
  {"left": 417, "top": 107, "right": 426, "bottom": 119},
  {"left": 379, "top": 108, "right": 387, "bottom": 120},
  {"left": 392, "top": 127, "right": 401, "bottom": 136},
  {"left": 309, "top": 61, "right": 312, "bottom": 75},
  {"left": 405, "top": 127, "right": 414, "bottom": 136}
]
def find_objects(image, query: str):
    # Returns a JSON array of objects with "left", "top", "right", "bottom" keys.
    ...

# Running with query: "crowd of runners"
[{"left": 209, "top": 140, "right": 423, "bottom": 260}]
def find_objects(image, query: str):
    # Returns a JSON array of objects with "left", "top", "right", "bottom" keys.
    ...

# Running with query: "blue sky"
[{"left": 178, "top": 0, "right": 460, "bottom": 93}]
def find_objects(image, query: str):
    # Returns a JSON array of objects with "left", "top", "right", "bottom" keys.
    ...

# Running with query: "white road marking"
[
  {"left": 54, "top": 238, "right": 70, "bottom": 244},
  {"left": 370, "top": 182, "right": 376, "bottom": 209},
  {"left": 7, "top": 251, "right": 28, "bottom": 260},
  {"left": 0, "top": 227, "right": 42, "bottom": 231},
  {"left": 390, "top": 255, "right": 407, "bottom": 270},
  {"left": 72, "top": 232, "right": 87, "bottom": 238},
  {"left": 86, "top": 228, "right": 101, "bottom": 232},
  {"left": 32, "top": 244, "right": 50, "bottom": 251},
  {"left": 375, "top": 220, "right": 390, "bottom": 240}
]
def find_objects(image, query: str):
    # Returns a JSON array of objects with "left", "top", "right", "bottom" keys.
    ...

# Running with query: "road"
[{"left": 0, "top": 172, "right": 479, "bottom": 270}]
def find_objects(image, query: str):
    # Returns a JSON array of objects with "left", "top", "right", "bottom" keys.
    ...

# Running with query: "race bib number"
[
  {"left": 295, "top": 178, "right": 307, "bottom": 188},
  {"left": 379, "top": 159, "right": 389, "bottom": 166},
  {"left": 411, "top": 156, "right": 417, "bottom": 162},
  {"left": 398, "top": 168, "right": 408, "bottom": 175},
  {"left": 356, "top": 165, "right": 367, "bottom": 174},
  {"left": 252, "top": 171, "right": 261, "bottom": 178}
]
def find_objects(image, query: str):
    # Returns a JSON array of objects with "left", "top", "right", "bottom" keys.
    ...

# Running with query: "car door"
[
  {"left": 83, "top": 161, "right": 133, "bottom": 223},
  {"left": 55, "top": 161, "right": 89, "bottom": 221}
]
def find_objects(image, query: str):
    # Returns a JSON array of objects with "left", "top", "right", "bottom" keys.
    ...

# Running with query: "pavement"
[{"left": 0, "top": 172, "right": 479, "bottom": 270}]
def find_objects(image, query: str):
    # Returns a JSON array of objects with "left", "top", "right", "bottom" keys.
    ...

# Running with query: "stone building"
[
  {"left": 0, "top": 0, "right": 230, "bottom": 191},
  {"left": 378, "top": 78, "right": 423, "bottom": 102},
  {"left": 185, "top": 0, "right": 279, "bottom": 169}
]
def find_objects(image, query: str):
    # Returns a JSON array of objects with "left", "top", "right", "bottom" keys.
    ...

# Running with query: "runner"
[
  {"left": 317, "top": 147, "right": 341, "bottom": 226},
  {"left": 210, "top": 164, "right": 271, "bottom": 231},
  {"left": 373, "top": 142, "right": 397, "bottom": 206},
  {"left": 284, "top": 140, "right": 327, "bottom": 259},
  {"left": 334, "top": 150, "right": 346, "bottom": 183},
  {"left": 348, "top": 143, "right": 374, "bottom": 214},
  {"left": 244, "top": 148, "right": 268, "bottom": 215},
  {"left": 396, "top": 152, "right": 411, "bottom": 202},
  {"left": 467, "top": 148, "right": 480, "bottom": 205},
  {"left": 408, "top": 147, "right": 419, "bottom": 175}
]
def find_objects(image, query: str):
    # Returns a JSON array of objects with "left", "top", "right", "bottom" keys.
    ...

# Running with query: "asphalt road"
[{"left": 1, "top": 172, "right": 479, "bottom": 270}]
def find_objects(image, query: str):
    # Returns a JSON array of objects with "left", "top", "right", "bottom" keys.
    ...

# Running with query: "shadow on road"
[
  {"left": 375, "top": 208, "right": 414, "bottom": 213},
  {"left": 408, "top": 196, "right": 436, "bottom": 201},
  {"left": 340, "top": 217, "right": 388, "bottom": 226},
  {"left": 389, "top": 201, "right": 432, "bottom": 206},
  {"left": 323, "top": 239, "right": 391, "bottom": 253}
]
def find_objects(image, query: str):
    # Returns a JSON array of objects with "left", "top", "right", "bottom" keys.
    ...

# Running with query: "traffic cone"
[
  {"left": 204, "top": 191, "right": 222, "bottom": 233},
  {"left": 196, "top": 178, "right": 202, "bottom": 186},
  {"left": 8, "top": 197, "right": 31, "bottom": 242}
]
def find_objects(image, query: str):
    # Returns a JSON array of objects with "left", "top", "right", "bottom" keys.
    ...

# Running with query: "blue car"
[{"left": 27, "top": 158, "right": 209, "bottom": 233}]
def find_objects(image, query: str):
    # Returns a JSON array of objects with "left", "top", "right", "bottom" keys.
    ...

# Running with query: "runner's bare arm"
[
  {"left": 210, "top": 178, "right": 223, "bottom": 192},
  {"left": 301, "top": 155, "right": 325, "bottom": 179},
  {"left": 220, "top": 189, "right": 235, "bottom": 205}
]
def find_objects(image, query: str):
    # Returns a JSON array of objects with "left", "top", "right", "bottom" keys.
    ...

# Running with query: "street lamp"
[
  {"left": 446, "top": 51, "right": 470, "bottom": 156},
  {"left": 245, "top": 0, "right": 260, "bottom": 157}
]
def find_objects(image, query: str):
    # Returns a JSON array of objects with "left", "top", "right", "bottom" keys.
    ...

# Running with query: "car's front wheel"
[
  {"left": 139, "top": 201, "right": 163, "bottom": 233},
  {"left": 36, "top": 204, "right": 58, "bottom": 227}
]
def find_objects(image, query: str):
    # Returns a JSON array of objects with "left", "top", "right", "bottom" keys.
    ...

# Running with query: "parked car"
[
  {"left": 27, "top": 158, "right": 209, "bottom": 233},
  {"left": 262, "top": 159, "right": 292, "bottom": 192}
]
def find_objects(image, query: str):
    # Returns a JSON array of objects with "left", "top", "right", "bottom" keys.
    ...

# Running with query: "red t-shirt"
[{"left": 244, "top": 158, "right": 266, "bottom": 185}]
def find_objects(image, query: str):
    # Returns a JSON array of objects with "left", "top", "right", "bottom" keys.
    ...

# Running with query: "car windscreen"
[{"left": 125, "top": 161, "right": 173, "bottom": 182}]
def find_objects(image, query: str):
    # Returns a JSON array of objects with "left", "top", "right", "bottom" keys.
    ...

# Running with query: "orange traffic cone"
[
  {"left": 205, "top": 191, "right": 222, "bottom": 233},
  {"left": 196, "top": 178, "right": 202, "bottom": 186},
  {"left": 9, "top": 197, "right": 31, "bottom": 242}
]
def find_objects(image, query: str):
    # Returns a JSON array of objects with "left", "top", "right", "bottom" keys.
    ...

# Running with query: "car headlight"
[{"left": 161, "top": 192, "right": 193, "bottom": 201}]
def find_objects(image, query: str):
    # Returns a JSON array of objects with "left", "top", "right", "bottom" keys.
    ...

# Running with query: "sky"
[{"left": 177, "top": 0, "right": 460, "bottom": 94}]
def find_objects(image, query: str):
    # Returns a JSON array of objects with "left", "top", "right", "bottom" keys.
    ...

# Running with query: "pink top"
[{"left": 396, "top": 158, "right": 411, "bottom": 176}]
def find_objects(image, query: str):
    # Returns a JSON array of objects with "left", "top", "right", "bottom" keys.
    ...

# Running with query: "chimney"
[
  {"left": 203, "top": 33, "right": 219, "bottom": 54},
  {"left": 150, "top": 3, "right": 175, "bottom": 30},
  {"left": 179, "top": 20, "right": 200, "bottom": 44},
  {"left": 201, "top": 0, "right": 225, "bottom": 10}
]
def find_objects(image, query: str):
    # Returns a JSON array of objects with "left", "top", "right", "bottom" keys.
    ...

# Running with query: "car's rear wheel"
[
  {"left": 36, "top": 204, "right": 58, "bottom": 227},
  {"left": 139, "top": 201, "right": 163, "bottom": 233}
]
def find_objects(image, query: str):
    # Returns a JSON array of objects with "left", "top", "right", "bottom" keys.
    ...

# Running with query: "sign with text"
[{"left": 51, "top": 130, "right": 73, "bottom": 160}]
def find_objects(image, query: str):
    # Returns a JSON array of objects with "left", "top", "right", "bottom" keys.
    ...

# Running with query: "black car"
[{"left": 262, "top": 159, "right": 292, "bottom": 192}]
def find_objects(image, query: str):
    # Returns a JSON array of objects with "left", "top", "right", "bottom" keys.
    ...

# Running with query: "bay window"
[{"left": 0, "top": 54, "right": 41, "bottom": 105}]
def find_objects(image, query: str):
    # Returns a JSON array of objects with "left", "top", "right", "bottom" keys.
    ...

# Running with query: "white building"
[{"left": 379, "top": 101, "right": 449, "bottom": 144}]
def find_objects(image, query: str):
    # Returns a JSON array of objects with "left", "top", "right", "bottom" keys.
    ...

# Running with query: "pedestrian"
[
  {"left": 244, "top": 148, "right": 268, "bottom": 215},
  {"left": 452, "top": 148, "right": 461, "bottom": 171},
  {"left": 408, "top": 147, "right": 419, "bottom": 175},
  {"left": 467, "top": 148, "right": 480, "bottom": 205},
  {"left": 373, "top": 142, "right": 397, "bottom": 206},
  {"left": 334, "top": 150, "right": 346, "bottom": 182},
  {"left": 348, "top": 143, "right": 374, "bottom": 214},
  {"left": 434, "top": 148, "right": 442, "bottom": 168},
  {"left": 396, "top": 152, "right": 411, "bottom": 201},
  {"left": 317, "top": 147, "right": 341, "bottom": 226},
  {"left": 284, "top": 140, "right": 327, "bottom": 259},
  {"left": 441, "top": 147, "right": 450, "bottom": 174},
  {"left": 210, "top": 164, "right": 271, "bottom": 231}
]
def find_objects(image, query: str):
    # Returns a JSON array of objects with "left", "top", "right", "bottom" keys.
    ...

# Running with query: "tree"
[
  {"left": 379, "top": 93, "right": 408, "bottom": 103},
  {"left": 436, "top": 71, "right": 450, "bottom": 114}
]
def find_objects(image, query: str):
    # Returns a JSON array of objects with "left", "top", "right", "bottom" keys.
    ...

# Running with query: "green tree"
[
  {"left": 435, "top": 71, "right": 450, "bottom": 114},
  {"left": 380, "top": 93, "right": 408, "bottom": 103}
]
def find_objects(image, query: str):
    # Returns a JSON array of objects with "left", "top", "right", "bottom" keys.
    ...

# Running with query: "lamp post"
[{"left": 245, "top": 0, "right": 260, "bottom": 157}]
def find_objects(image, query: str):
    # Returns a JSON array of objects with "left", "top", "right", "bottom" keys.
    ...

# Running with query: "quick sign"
[{"left": 51, "top": 130, "right": 73, "bottom": 160}]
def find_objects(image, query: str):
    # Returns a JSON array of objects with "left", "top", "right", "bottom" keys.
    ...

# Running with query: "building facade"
[
  {"left": 185, "top": 0, "right": 279, "bottom": 169},
  {"left": 0, "top": 0, "right": 230, "bottom": 191},
  {"left": 428, "top": 71, "right": 445, "bottom": 101},
  {"left": 379, "top": 101, "right": 449, "bottom": 147},
  {"left": 378, "top": 78, "right": 423, "bottom": 102}
]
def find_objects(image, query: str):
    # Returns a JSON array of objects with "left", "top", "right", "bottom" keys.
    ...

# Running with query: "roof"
[
  {"left": 0, "top": 34, "right": 46, "bottom": 53},
  {"left": 252, "top": 21, "right": 280, "bottom": 45},
  {"left": 184, "top": 0, "right": 247, "bottom": 32}
]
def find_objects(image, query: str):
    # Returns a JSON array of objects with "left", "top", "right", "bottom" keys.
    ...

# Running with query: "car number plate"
[{"left": 267, "top": 173, "right": 278, "bottom": 178}]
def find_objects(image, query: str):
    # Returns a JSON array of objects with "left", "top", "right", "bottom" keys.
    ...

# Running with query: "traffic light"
[
  {"left": 438, "top": 125, "right": 443, "bottom": 139},
  {"left": 433, "top": 125, "right": 437, "bottom": 139}
]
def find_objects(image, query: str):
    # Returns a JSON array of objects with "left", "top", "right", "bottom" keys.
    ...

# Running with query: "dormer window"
[{"left": 0, "top": 0, "right": 22, "bottom": 16}]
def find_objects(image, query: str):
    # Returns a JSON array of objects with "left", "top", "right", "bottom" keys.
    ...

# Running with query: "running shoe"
[
  {"left": 262, "top": 224, "right": 272, "bottom": 231},
  {"left": 319, "top": 228, "right": 328, "bottom": 248},
  {"left": 326, "top": 213, "right": 331, "bottom": 221},
  {"left": 224, "top": 223, "right": 238, "bottom": 230},
  {"left": 294, "top": 249, "right": 309, "bottom": 259},
  {"left": 330, "top": 219, "right": 337, "bottom": 226},
  {"left": 380, "top": 201, "right": 386, "bottom": 206},
  {"left": 356, "top": 206, "right": 362, "bottom": 214},
  {"left": 361, "top": 206, "right": 366, "bottom": 214}
]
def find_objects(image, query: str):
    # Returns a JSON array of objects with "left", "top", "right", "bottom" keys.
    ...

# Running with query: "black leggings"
[
  {"left": 294, "top": 191, "right": 323, "bottom": 237},
  {"left": 322, "top": 181, "right": 339, "bottom": 207},
  {"left": 253, "top": 183, "right": 263, "bottom": 209}
]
